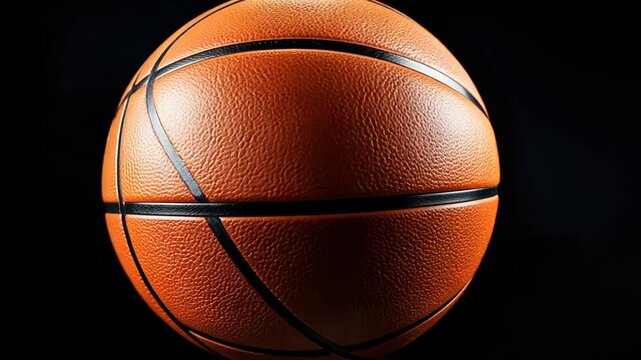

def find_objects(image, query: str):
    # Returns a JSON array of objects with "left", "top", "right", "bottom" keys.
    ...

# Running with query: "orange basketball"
[{"left": 102, "top": 1, "right": 499, "bottom": 359}]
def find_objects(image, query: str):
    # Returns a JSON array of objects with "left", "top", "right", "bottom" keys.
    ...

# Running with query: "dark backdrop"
[{"left": 35, "top": 1, "right": 639, "bottom": 358}]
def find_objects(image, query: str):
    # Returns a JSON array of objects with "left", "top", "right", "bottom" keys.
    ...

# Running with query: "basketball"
[{"left": 102, "top": 0, "right": 500, "bottom": 359}]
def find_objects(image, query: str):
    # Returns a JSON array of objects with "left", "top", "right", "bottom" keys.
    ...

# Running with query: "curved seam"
[
  {"left": 187, "top": 327, "right": 326, "bottom": 357},
  {"left": 143, "top": 0, "right": 248, "bottom": 201},
  {"left": 119, "top": 0, "right": 418, "bottom": 101},
  {"left": 344, "top": 283, "right": 466, "bottom": 352},
  {"left": 114, "top": 74, "right": 224, "bottom": 357},
  {"left": 183, "top": 284, "right": 467, "bottom": 357},
  {"left": 143, "top": 2, "right": 367, "bottom": 359},
  {"left": 113, "top": 2, "right": 251, "bottom": 357},
  {"left": 204, "top": 217, "right": 368, "bottom": 360},
  {"left": 121, "top": 39, "right": 487, "bottom": 117}
]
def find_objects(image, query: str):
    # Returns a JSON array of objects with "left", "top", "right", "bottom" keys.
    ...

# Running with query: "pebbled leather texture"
[
  {"left": 102, "top": 0, "right": 501, "bottom": 357},
  {"left": 222, "top": 197, "right": 498, "bottom": 347},
  {"left": 105, "top": 214, "right": 208, "bottom": 352},
  {"left": 119, "top": 89, "right": 193, "bottom": 202},
  {"left": 126, "top": 50, "right": 499, "bottom": 202},
  {"left": 125, "top": 215, "right": 319, "bottom": 351},
  {"left": 105, "top": 197, "right": 496, "bottom": 357}
]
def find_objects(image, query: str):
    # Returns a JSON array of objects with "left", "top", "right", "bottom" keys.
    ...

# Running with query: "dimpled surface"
[
  {"left": 125, "top": 215, "right": 317, "bottom": 351},
  {"left": 222, "top": 197, "right": 498, "bottom": 346},
  {"left": 149, "top": 51, "right": 498, "bottom": 202},
  {"left": 102, "top": 0, "right": 500, "bottom": 358},
  {"left": 119, "top": 89, "right": 193, "bottom": 202},
  {"left": 104, "top": 214, "right": 207, "bottom": 351}
]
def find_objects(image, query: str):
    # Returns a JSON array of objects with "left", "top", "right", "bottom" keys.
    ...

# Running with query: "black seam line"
[
  {"left": 143, "top": 1, "right": 366, "bottom": 358},
  {"left": 115, "top": 1, "right": 250, "bottom": 357},
  {"left": 105, "top": 186, "right": 498, "bottom": 217},
  {"left": 345, "top": 282, "right": 466, "bottom": 352},
  {"left": 206, "top": 217, "right": 368, "bottom": 360},
  {"left": 122, "top": 39, "right": 487, "bottom": 117},
  {"left": 183, "top": 284, "right": 466, "bottom": 357},
  {"left": 143, "top": 0, "right": 247, "bottom": 200},
  {"left": 143, "top": 0, "right": 249, "bottom": 202},
  {"left": 114, "top": 75, "right": 221, "bottom": 357}
]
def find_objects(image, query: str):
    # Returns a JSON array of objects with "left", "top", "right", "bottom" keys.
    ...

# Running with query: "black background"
[{"left": 34, "top": 1, "right": 638, "bottom": 358}]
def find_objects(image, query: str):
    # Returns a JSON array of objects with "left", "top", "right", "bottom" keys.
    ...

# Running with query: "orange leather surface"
[
  {"left": 125, "top": 215, "right": 319, "bottom": 351},
  {"left": 355, "top": 283, "right": 465, "bottom": 358},
  {"left": 136, "top": 0, "right": 483, "bottom": 107},
  {"left": 147, "top": 51, "right": 498, "bottom": 202},
  {"left": 119, "top": 88, "right": 194, "bottom": 202},
  {"left": 222, "top": 197, "right": 498, "bottom": 345},
  {"left": 105, "top": 214, "right": 206, "bottom": 351}
]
